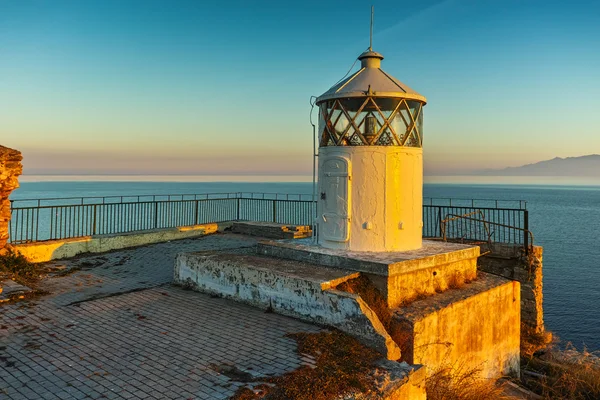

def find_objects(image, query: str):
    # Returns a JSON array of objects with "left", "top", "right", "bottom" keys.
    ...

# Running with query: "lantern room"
[
  {"left": 315, "top": 50, "right": 427, "bottom": 252},
  {"left": 317, "top": 51, "right": 426, "bottom": 149}
]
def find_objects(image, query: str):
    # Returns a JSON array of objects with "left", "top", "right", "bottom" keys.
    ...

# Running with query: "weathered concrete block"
[
  {"left": 257, "top": 239, "right": 479, "bottom": 307},
  {"left": 393, "top": 272, "right": 521, "bottom": 379}
]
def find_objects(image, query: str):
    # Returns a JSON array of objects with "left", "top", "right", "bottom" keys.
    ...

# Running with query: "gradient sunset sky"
[{"left": 1, "top": 0, "right": 599, "bottom": 177}]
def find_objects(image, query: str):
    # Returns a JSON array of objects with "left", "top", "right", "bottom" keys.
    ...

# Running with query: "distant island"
[{"left": 476, "top": 155, "right": 600, "bottom": 176}]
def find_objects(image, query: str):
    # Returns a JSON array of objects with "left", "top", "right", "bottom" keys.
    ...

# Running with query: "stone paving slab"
[
  {"left": 42, "top": 233, "right": 258, "bottom": 307},
  {"left": 1, "top": 233, "right": 321, "bottom": 400}
]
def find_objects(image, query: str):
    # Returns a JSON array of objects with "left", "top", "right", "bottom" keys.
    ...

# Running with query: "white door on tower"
[{"left": 320, "top": 157, "right": 351, "bottom": 242}]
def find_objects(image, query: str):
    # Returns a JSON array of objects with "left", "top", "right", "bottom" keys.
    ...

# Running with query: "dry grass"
[
  {"left": 230, "top": 330, "right": 382, "bottom": 400},
  {"left": 521, "top": 324, "right": 553, "bottom": 357},
  {"left": 0, "top": 248, "right": 42, "bottom": 286},
  {"left": 522, "top": 343, "right": 600, "bottom": 400},
  {"left": 426, "top": 363, "right": 508, "bottom": 400}
]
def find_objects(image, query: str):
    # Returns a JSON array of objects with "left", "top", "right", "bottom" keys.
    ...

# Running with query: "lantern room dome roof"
[{"left": 316, "top": 50, "right": 427, "bottom": 104}]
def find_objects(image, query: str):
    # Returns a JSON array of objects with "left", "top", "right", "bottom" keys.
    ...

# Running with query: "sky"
[{"left": 1, "top": 0, "right": 600, "bottom": 177}]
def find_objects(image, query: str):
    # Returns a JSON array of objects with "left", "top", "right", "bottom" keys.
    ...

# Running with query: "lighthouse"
[{"left": 315, "top": 48, "right": 427, "bottom": 252}]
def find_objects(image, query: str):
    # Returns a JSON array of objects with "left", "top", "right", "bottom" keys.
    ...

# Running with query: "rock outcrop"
[{"left": 0, "top": 145, "right": 23, "bottom": 252}]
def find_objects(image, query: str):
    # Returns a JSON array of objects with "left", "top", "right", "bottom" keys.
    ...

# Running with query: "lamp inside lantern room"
[{"left": 364, "top": 114, "right": 377, "bottom": 138}]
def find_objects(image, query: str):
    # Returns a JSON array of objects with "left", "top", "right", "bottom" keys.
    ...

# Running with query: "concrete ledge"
[
  {"left": 14, "top": 222, "right": 232, "bottom": 262},
  {"left": 257, "top": 239, "right": 479, "bottom": 276},
  {"left": 173, "top": 249, "right": 402, "bottom": 360}
]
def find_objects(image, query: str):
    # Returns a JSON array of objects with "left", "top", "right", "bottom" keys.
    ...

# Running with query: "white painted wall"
[{"left": 317, "top": 146, "right": 423, "bottom": 252}]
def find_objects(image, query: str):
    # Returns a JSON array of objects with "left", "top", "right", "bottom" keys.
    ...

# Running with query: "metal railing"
[
  {"left": 8, "top": 195, "right": 314, "bottom": 244},
  {"left": 422, "top": 204, "right": 530, "bottom": 248},
  {"left": 440, "top": 212, "right": 534, "bottom": 249},
  {"left": 8, "top": 193, "right": 529, "bottom": 248}
]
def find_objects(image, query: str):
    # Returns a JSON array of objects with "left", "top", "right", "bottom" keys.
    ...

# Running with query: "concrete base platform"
[
  {"left": 257, "top": 239, "right": 480, "bottom": 307},
  {"left": 174, "top": 238, "right": 521, "bottom": 383},
  {"left": 393, "top": 272, "right": 521, "bottom": 378},
  {"left": 174, "top": 248, "right": 402, "bottom": 360}
]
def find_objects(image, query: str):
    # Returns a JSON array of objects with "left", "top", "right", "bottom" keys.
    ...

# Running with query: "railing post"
[
  {"left": 437, "top": 207, "right": 443, "bottom": 237},
  {"left": 194, "top": 200, "right": 199, "bottom": 225},
  {"left": 523, "top": 210, "right": 529, "bottom": 253},
  {"left": 8, "top": 200, "right": 13, "bottom": 244},
  {"left": 7, "top": 201, "right": 13, "bottom": 244},
  {"left": 237, "top": 198, "right": 241, "bottom": 221},
  {"left": 92, "top": 204, "right": 97, "bottom": 235},
  {"left": 272, "top": 200, "right": 276, "bottom": 222},
  {"left": 154, "top": 202, "right": 159, "bottom": 229}
]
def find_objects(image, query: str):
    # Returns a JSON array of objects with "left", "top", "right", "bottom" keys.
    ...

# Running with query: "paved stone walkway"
[{"left": 1, "top": 233, "right": 321, "bottom": 400}]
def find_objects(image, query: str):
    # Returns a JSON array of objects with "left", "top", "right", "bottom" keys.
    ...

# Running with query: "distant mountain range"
[{"left": 477, "top": 155, "right": 600, "bottom": 176}]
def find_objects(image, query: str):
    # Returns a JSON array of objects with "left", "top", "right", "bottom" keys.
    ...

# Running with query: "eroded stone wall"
[
  {"left": 0, "top": 145, "right": 23, "bottom": 252},
  {"left": 478, "top": 244, "right": 544, "bottom": 334}
]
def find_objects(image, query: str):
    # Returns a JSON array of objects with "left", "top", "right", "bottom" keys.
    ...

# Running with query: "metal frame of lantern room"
[{"left": 315, "top": 51, "right": 427, "bottom": 149}]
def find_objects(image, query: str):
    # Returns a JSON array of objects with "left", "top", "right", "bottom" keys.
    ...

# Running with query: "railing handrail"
[
  {"left": 424, "top": 197, "right": 527, "bottom": 209},
  {"left": 10, "top": 192, "right": 316, "bottom": 206},
  {"left": 10, "top": 197, "right": 316, "bottom": 211},
  {"left": 10, "top": 193, "right": 526, "bottom": 208},
  {"left": 423, "top": 204, "right": 527, "bottom": 212},
  {"left": 11, "top": 199, "right": 525, "bottom": 212}
]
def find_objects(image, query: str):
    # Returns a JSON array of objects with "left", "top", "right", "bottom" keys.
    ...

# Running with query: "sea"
[{"left": 9, "top": 176, "right": 600, "bottom": 353}]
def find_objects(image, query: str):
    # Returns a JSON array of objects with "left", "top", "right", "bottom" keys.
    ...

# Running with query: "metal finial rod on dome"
[{"left": 369, "top": 6, "right": 374, "bottom": 51}]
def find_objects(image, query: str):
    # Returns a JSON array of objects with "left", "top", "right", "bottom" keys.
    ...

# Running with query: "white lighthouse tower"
[{"left": 315, "top": 45, "right": 426, "bottom": 252}]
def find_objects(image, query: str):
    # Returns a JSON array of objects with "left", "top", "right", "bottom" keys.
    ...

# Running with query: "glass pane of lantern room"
[
  {"left": 339, "top": 98, "right": 367, "bottom": 113},
  {"left": 375, "top": 97, "right": 401, "bottom": 112},
  {"left": 391, "top": 109, "right": 410, "bottom": 142},
  {"left": 407, "top": 100, "right": 424, "bottom": 142},
  {"left": 417, "top": 108, "right": 423, "bottom": 142},
  {"left": 318, "top": 105, "right": 326, "bottom": 135},
  {"left": 335, "top": 114, "right": 349, "bottom": 136},
  {"left": 389, "top": 115, "right": 405, "bottom": 141}
]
